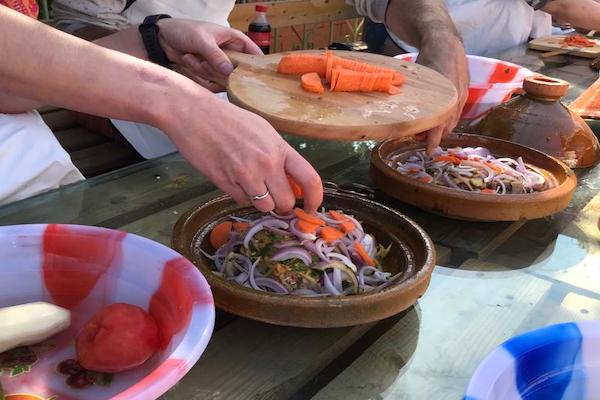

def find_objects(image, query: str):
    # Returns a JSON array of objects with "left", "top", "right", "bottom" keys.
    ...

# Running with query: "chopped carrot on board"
[
  {"left": 325, "top": 50, "right": 334, "bottom": 82},
  {"left": 294, "top": 208, "right": 325, "bottom": 226},
  {"left": 277, "top": 54, "right": 327, "bottom": 77},
  {"left": 209, "top": 221, "right": 233, "bottom": 249},
  {"left": 354, "top": 241, "right": 375, "bottom": 266},
  {"left": 320, "top": 226, "right": 345, "bottom": 242},
  {"left": 300, "top": 72, "right": 325, "bottom": 94}
]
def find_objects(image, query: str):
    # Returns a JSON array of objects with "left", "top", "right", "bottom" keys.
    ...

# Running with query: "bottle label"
[{"left": 248, "top": 31, "right": 270, "bottom": 47}]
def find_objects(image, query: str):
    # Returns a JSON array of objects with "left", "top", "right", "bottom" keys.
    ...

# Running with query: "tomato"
[{"left": 76, "top": 303, "right": 159, "bottom": 373}]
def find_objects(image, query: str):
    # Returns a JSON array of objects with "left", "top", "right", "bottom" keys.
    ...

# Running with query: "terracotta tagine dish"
[{"left": 471, "top": 75, "right": 600, "bottom": 168}]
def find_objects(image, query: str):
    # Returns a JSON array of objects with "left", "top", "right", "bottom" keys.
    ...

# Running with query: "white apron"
[
  {"left": 111, "top": 0, "right": 236, "bottom": 159},
  {"left": 0, "top": 111, "right": 84, "bottom": 205},
  {"left": 392, "top": 0, "right": 552, "bottom": 56}
]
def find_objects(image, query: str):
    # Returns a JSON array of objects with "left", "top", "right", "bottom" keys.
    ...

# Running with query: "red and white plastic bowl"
[{"left": 0, "top": 224, "right": 214, "bottom": 400}]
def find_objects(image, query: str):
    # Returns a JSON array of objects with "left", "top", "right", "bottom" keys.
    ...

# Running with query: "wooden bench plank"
[
  {"left": 229, "top": 0, "right": 359, "bottom": 31},
  {"left": 40, "top": 109, "right": 77, "bottom": 131},
  {"left": 69, "top": 141, "right": 143, "bottom": 177},
  {"left": 53, "top": 126, "right": 109, "bottom": 152}
]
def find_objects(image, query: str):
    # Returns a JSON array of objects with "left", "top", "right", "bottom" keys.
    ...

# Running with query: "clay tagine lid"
[
  {"left": 471, "top": 74, "right": 600, "bottom": 168},
  {"left": 522, "top": 76, "right": 569, "bottom": 101}
]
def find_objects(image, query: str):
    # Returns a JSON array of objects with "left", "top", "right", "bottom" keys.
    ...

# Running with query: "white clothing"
[
  {"left": 348, "top": 0, "right": 552, "bottom": 57},
  {"left": 0, "top": 111, "right": 84, "bottom": 205},
  {"left": 51, "top": 0, "right": 130, "bottom": 31},
  {"left": 123, "top": 0, "right": 234, "bottom": 28}
]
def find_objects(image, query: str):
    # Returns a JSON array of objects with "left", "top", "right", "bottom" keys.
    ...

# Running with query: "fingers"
[
  {"left": 175, "top": 63, "right": 225, "bottom": 92},
  {"left": 265, "top": 172, "right": 296, "bottom": 214},
  {"left": 425, "top": 125, "right": 444, "bottom": 156},
  {"left": 239, "top": 180, "right": 276, "bottom": 213},
  {"left": 193, "top": 33, "right": 235, "bottom": 75},
  {"left": 284, "top": 149, "right": 323, "bottom": 214},
  {"left": 222, "top": 29, "right": 263, "bottom": 55}
]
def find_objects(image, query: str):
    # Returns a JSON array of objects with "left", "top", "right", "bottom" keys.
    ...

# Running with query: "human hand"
[
  {"left": 414, "top": 35, "right": 469, "bottom": 154},
  {"left": 161, "top": 89, "right": 323, "bottom": 213},
  {"left": 157, "top": 19, "right": 263, "bottom": 92}
]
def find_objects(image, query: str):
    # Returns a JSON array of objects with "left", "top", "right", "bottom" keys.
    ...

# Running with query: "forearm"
[
  {"left": 93, "top": 25, "right": 149, "bottom": 60},
  {"left": 0, "top": 7, "right": 198, "bottom": 128},
  {"left": 384, "top": 0, "right": 461, "bottom": 48},
  {"left": 543, "top": 0, "right": 600, "bottom": 30}
]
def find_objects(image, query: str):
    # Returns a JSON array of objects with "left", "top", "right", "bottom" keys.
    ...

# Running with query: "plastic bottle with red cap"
[{"left": 248, "top": 4, "right": 271, "bottom": 54}]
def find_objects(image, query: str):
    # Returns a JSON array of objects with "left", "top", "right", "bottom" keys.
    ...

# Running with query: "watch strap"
[{"left": 139, "top": 14, "right": 172, "bottom": 69}]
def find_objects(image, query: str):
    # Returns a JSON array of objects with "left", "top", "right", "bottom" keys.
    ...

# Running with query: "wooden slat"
[
  {"left": 53, "top": 126, "right": 109, "bottom": 152},
  {"left": 40, "top": 109, "right": 77, "bottom": 131},
  {"left": 229, "top": 0, "right": 359, "bottom": 31},
  {"left": 70, "top": 141, "right": 143, "bottom": 177}
]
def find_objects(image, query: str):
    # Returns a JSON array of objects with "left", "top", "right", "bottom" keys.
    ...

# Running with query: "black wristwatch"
[{"left": 139, "top": 14, "right": 172, "bottom": 69}]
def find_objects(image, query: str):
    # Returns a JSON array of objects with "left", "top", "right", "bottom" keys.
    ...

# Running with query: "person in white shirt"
[
  {"left": 0, "top": 7, "right": 323, "bottom": 211},
  {"left": 51, "top": 0, "right": 470, "bottom": 155}
]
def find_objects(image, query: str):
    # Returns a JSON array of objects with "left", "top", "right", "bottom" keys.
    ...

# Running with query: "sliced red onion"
[
  {"left": 302, "top": 239, "right": 329, "bottom": 261},
  {"left": 333, "top": 268, "right": 343, "bottom": 292},
  {"left": 289, "top": 219, "right": 317, "bottom": 241},
  {"left": 326, "top": 253, "right": 357, "bottom": 272},
  {"left": 271, "top": 247, "right": 312, "bottom": 265},
  {"left": 317, "top": 212, "right": 344, "bottom": 225},
  {"left": 337, "top": 241, "right": 350, "bottom": 258},
  {"left": 231, "top": 216, "right": 252, "bottom": 223},
  {"left": 360, "top": 234, "right": 376, "bottom": 259},
  {"left": 323, "top": 272, "right": 341, "bottom": 295},
  {"left": 248, "top": 257, "right": 261, "bottom": 290},
  {"left": 230, "top": 253, "right": 252, "bottom": 272},
  {"left": 255, "top": 277, "right": 289, "bottom": 294},
  {"left": 269, "top": 210, "right": 295, "bottom": 220},
  {"left": 199, "top": 248, "right": 217, "bottom": 260},
  {"left": 234, "top": 272, "right": 248, "bottom": 284}
]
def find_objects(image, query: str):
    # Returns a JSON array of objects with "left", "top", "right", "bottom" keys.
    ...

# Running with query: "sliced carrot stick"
[
  {"left": 354, "top": 241, "right": 375, "bottom": 266},
  {"left": 433, "top": 155, "right": 461, "bottom": 165},
  {"left": 329, "top": 210, "right": 349, "bottom": 221},
  {"left": 330, "top": 66, "right": 342, "bottom": 91},
  {"left": 372, "top": 72, "right": 394, "bottom": 91},
  {"left": 209, "top": 221, "right": 233, "bottom": 249},
  {"left": 320, "top": 226, "right": 345, "bottom": 242},
  {"left": 333, "top": 69, "right": 393, "bottom": 93},
  {"left": 388, "top": 85, "right": 401, "bottom": 95},
  {"left": 287, "top": 175, "right": 303, "bottom": 199},
  {"left": 297, "top": 219, "right": 320, "bottom": 234},
  {"left": 392, "top": 72, "right": 405, "bottom": 86},
  {"left": 233, "top": 222, "right": 249, "bottom": 233},
  {"left": 325, "top": 50, "right": 334, "bottom": 83},
  {"left": 340, "top": 221, "right": 355, "bottom": 233},
  {"left": 277, "top": 54, "right": 327, "bottom": 77},
  {"left": 301, "top": 72, "right": 325, "bottom": 94},
  {"left": 294, "top": 208, "right": 325, "bottom": 226}
]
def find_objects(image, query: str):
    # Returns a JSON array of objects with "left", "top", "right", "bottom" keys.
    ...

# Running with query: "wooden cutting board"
[
  {"left": 569, "top": 76, "right": 600, "bottom": 119},
  {"left": 529, "top": 35, "right": 600, "bottom": 59},
  {"left": 223, "top": 50, "right": 457, "bottom": 141}
]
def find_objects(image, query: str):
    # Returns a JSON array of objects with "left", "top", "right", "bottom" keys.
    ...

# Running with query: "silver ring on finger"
[{"left": 250, "top": 190, "right": 270, "bottom": 201}]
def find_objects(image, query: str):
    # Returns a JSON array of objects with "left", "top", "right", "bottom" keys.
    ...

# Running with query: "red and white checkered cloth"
[{"left": 1, "top": 0, "right": 39, "bottom": 19}]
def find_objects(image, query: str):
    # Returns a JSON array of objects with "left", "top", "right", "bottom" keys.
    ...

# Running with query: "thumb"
[{"left": 199, "top": 39, "right": 234, "bottom": 75}]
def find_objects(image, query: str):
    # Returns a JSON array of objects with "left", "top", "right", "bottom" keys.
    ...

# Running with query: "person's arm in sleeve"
[
  {"left": 348, "top": 0, "right": 469, "bottom": 154},
  {"left": 541, "top": 0, "right": 600, "bottom": 31},
  {"left": 0, "top": 7, "right": 322, "bottom": 213}
]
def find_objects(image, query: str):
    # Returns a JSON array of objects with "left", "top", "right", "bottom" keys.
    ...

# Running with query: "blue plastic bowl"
[{"left": 464, "top": 321, "right": 600, "bottom": 400}]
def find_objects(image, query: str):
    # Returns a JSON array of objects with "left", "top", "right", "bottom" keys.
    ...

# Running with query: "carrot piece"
[
  {"left": 332, "top": 69, "right": 394, "bottom": 93},
  {"left": 287, "top": 175, "right": 303, "bottom": 199},
  {"left": 372, "top": 72, "right": 394, "bottom": 91},
  {"left": 392, "top": 72, "right": 405, "bottom": 86},
  {"left": 320, "top": 226, "right": 345, "bottom": 242},
  {"left": 233, "top": 222, "right": 250, "bottom": 233},
  {"left": 340, "top": 221, "right": 355, "bottom": 233},
  {"left": 484, "top": 161, "right": 503, "bottom": 173},
  {"left": 277, "top": 54, "right": 327, "bottom": 77},
  {"left": 433, "top": 155, "right": 461, "bottom": 165},
  {"left": 294, "top": 208, "right": 325, "bottom": 226},
  {"left": 330, "top": 66, "right": 342, "bottom": 91},
  {"left": 354, "top": 241, "right": 375, "bottom": 266},
  {"left": 329, "top": 210, "right": 349, "bottom": 221},
  {"left": 388, "top": 85, "right": 401, "bottom": 95},
  {"left": 481, "top": 188, "right": 495, "bottom": 194},
  {"left": 418, "top": 176, "right": 433, "bottom": 183},
  {"left": 297, "top": 219, "right": 320, "bottom": 234},
  {"left": 209, "top": 221, "right": 233, "bottom": 249},
  {"left": 325, "top": 51, "right": 334, "bottom": 83},
  {"left": 301, "top": 72, "right": 325, "bottom": 94}
]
